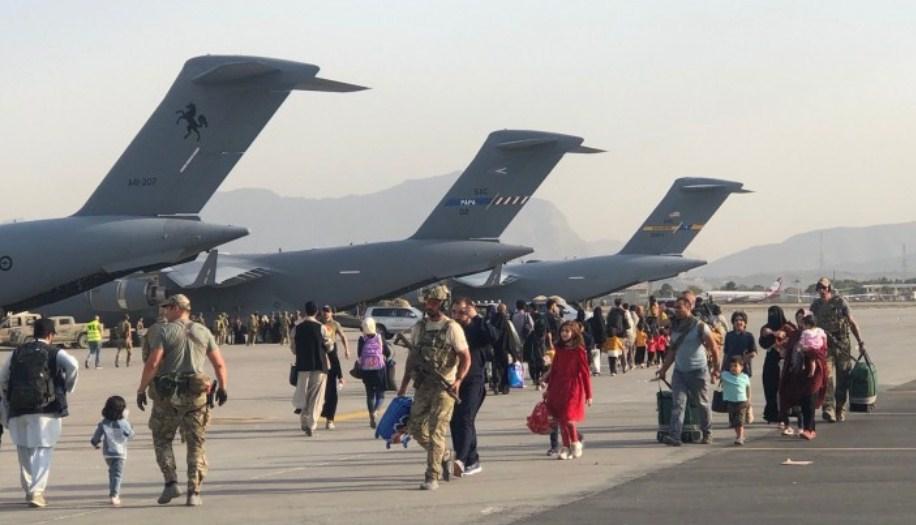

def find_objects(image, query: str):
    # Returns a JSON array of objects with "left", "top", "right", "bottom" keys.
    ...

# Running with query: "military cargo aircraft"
[
  {"left": 0, "top": 55, "right": 366, "bottom": 313},
  {"left": 449, "top": 178, "right": 748, "bottom": 305},
  {"left": 38, "top": 130, "right": 601, "bottom": 320}
]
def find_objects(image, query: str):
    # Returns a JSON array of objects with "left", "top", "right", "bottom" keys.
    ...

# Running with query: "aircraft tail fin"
[
  {"left": 619, "top": 178, "right": 748, "bottom": 255},
  {"left": 75, "top": 55, "right": 367, "bottom": 217},
  {"left": 410, "top": 130, "right": 602, "bottom": 240}
]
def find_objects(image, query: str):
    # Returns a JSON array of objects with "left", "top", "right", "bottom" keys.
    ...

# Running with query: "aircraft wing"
[
  {"left": 161, "top": 252, "right": 272, "bottom": 289},
  {"left": 453, "top": 266, "right": 518, "bottom": 288}
]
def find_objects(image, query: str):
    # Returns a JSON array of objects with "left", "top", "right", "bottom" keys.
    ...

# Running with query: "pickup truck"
[
  {"left": 7, "top": 316, "right": 110, "bottom": 348},
  {"left": 0, "top": 312, "right": 41, "bottom": 346}
]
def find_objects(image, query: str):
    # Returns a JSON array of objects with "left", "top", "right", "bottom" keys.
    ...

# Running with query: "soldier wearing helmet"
[
  {"left": 810, "top": 277, "right": 865, "bottom": 422},
  {"left": 396, "top": 284, "right": 471, "bottom": 491}
]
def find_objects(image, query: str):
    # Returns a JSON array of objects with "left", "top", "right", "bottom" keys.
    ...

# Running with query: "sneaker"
[
  {"left": 369, "top": 417, "right": 377, "bottom": 429},
  {"left": 781, "top": 427, "right": 795, "bottom": 436},
  {"left": 453, "top": 459, "right": 465, "bottom": 478},
  {"left": 419, "top": 480, "right": 439, "bottom": 491},
  {"left": 186, "top": 493, "right": 202, "bottom": 507},
  {"left": 464, "top": 462, "right": 483, "bottom": 476},
  {"left": 157, "top": 482, "right": 182, "bottom": 504},
  {"left": 557, "top": 447, "right": 572, "bottom": 460},
  {"left": 808, "top": 430, "right": 817, "bottom": 439},
  {"left": 662, "top": 435, "right": 682, "bottom": 447},
  {"left": 611, "top": 373, "right": 617, "bottom": 377},
  {"left": 837, "top": 411, "right": 847, "bottom": 422},
  {"left": 441, "top": 450, "right": 454, "bottom": 481},
  {"left": 799, "top": 430, "right": 812, "bottom": 440},
  {"left": 823, "top": 412, "right": 836, "bottom": 423},
  {"left": 29, "top": 492, "right": 46, "bottom": 508},
  {"left": 734, "top": 438, "right": 745, "bottom": 446},
  {"left": 111, "top": 496, "right": 121, "bottom": 507},
  {"left": 326, "top": 420, "right": 335, "bottom": 430},
  {"left": 546, "top": 448, "right": 560, "bottom": 457},
  {"left": 572, "top": 441, "right": 583, "bottom": 459},
  {"left": 95, "top": 366, "right": 104, "bottom": 370},
  {"left": 700, "top": 433, "right": 712, "bottom": 445}
]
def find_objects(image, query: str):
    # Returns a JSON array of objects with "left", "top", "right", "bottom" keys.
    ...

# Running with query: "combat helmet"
[{"left": 421, "top": 284, "right": 450, "bottom": 302}]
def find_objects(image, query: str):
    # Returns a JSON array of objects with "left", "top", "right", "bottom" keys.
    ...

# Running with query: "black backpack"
[{"left": 8, "top": 342, "right": 58, "bottom": 414}]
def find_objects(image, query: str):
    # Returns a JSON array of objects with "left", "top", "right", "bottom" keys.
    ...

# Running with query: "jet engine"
[{"left": 87, "top": 278, "right": 165, "bottom": 312}]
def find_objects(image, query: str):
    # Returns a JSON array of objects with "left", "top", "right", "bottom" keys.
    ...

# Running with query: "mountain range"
[
  {"left": 202, "top": 175, "right": 915, "bottom": 285},
  {"left": 201, "top": 173, "right": 622, "bottom": 260}
]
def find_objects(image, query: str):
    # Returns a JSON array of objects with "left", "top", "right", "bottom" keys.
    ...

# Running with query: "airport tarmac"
[{"left": 0, "top": 304, "right": 912, "bottom": 523}]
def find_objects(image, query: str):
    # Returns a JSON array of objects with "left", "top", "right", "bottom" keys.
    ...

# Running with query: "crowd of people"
[{"left": 0, "top": 276, "right": 867, "bottom": 506}]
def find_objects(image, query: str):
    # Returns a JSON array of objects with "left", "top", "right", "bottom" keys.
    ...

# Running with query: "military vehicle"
[
  {"left": 0, "top": 312, "right": 41, "bottom": 346},
  {"left": 7, "top": 316, "right": 109, "bottom": 348},
  {"left": 450, "top": 178, "right": 748, "bottom": 305},
  {"left": 0, "top": 55, "right": 366, "bottom": 313},
  {"left": 39, "top": 130, "right": 600, "bottom": 321}
]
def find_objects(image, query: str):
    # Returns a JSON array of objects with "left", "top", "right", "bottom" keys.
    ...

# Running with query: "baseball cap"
[
  {"left": 816, "top": 277, "right": 831, "bottom": 290},
  {"left": 161, "top": 294, "right": 192, "bottom": 310}
]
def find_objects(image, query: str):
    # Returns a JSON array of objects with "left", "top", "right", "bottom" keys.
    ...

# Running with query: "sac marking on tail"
[
  {"left": 175, "top": 103, "right": 209, "bottom": 142},
  {"left": 0, "top": 256, "right": 12, "bottom": 271}
]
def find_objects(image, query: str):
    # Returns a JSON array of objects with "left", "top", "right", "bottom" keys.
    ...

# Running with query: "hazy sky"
[{"left": 3, "top": 1, "right": 915, "bottom": 260}]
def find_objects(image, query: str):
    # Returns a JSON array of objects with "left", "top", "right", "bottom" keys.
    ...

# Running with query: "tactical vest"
[
  {"left": 812, "top": 296, "right": 850, "bottom": 338},
  {"left": 411, "top": 320, "right": 458, "bottom": 388}
]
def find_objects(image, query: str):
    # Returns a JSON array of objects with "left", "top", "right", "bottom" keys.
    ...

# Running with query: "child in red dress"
[{"left": 541, "top": 321, "right": 593, "bottom": 460}]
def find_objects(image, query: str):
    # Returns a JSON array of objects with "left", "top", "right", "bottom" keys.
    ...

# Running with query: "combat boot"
[
  {"left": 419, "top": 480, "right": 439, "bottom": 491},
  {"left": 157, "top": 482, "right": 182, "bottom": 504},
  {"left": 441, "top": 450, "right": 454, "bottom": 481}
]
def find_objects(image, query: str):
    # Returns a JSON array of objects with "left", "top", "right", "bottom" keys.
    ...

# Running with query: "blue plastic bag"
[{"left": 509, "top": 362, "right": 525, "bottom": 389}]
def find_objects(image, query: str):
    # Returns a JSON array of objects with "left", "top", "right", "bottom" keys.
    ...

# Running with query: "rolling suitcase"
[
  {"left": 375, "top": 395, "right": 412, "bottom": 448},
  {"left": 656, "top": 379, "right": 703, "bottom": 443},
  {"left": 849, "top": 347, "right": 877, "bottom": 412}
]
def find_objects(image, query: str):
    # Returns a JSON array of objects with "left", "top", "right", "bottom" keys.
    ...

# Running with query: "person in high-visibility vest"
[{"left": 85, "top": 315, "right": 104, "bottom": 369}]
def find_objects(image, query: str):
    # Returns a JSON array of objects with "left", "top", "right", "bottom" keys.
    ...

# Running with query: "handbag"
[
  {"left": 385, "top": 359, "right": 398, "bottom": 392},
  {"left": 349, "top": 361, "right": 362, "bottom": 380},
  {"left": 289, "top": 365, "right": 298, "bottom": 387},
  {"left": 712, "top": 386, "right": 728, "bottom": 413}
]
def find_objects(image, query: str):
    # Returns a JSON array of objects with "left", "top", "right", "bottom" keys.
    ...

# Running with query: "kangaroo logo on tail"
[{"left": 176, "top": 103, "right": 208, "bottom": 141}]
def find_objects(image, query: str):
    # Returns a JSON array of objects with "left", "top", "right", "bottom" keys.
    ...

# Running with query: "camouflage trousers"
[
  {"left": 822, "top": 343, "right": 855, "bottom": 418},
  {"left": 149, "top": 392, "right": 210, "bottom": 493},
  {"left": 408, "top": 383, "right": 456, "bottom": 482}
]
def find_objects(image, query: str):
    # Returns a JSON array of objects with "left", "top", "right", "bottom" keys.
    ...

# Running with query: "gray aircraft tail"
[
  {"left": 75, "top": 55, "right": 367, "bottom": 217},
  {"left": 618, "top": 177, "right": 748, "bottom": 255},
  {"left": 410, "top": 130, "right": 602, "bottom": 240}
]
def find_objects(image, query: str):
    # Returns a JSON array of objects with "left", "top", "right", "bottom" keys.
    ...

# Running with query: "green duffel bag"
[{"left": 849, "top": 347, "right": 877, "bottom": 412}]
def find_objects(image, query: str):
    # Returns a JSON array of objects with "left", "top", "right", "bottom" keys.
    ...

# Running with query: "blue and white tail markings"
[{"left": 411, "top": 130, "right": 601, "bottom": 241}]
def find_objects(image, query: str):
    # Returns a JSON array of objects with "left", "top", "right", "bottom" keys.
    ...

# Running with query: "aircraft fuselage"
[
  {"left": 451, "top": 254, "right": 707, "bottom": 305},
  {"left": 0, "top": 216, "right": 247, "bottom": 312}
]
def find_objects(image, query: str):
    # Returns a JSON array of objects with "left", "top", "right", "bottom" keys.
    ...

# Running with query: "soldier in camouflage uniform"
[
  {"left": 116, "top": 314, "right": 133, "bottom": 368},
  {"left": 397, "top": 285, "right": 471, "bottom": 491},
  {"left": 136, "top": 294, "right": 229, "bottom": 507},
  {"left": 810, "top": 277, "right": 865, "bottom": 423}
]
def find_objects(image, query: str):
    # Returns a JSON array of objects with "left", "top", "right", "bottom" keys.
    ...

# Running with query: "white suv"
[{"left": 363, "top": 306, "right": 423, "bottom": 339}]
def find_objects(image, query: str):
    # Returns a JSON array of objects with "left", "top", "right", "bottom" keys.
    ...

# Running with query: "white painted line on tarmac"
[
  {"left": 728, "top": 447, "right": 916, "bottom": 451},
  {"left": 31, "top": 509, "right": 105, "bottom": 525}
]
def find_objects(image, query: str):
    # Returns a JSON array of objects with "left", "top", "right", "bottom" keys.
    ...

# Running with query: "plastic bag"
[{"left": 527, "top": 401, "right": 553, "bottom": 435}]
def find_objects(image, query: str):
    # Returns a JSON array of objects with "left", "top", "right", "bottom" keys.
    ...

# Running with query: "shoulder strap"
[{"left": 668, "top": 318, "right": 698, "bottom": 355}]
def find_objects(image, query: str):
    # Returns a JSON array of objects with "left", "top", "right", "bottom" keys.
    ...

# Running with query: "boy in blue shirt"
[{"left": 721, "top": 356, "right": 751, "bottom": 445}]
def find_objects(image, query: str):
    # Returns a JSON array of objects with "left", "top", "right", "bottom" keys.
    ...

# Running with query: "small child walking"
[
  {"left": 91, "top": 396, "right": 135, "bottom": 506},
  {"left": 541, "top": 321, "right": 592, "bottom": 460},
  {"left": 720, "top": 356, "right": 751, "bottom": 445}
]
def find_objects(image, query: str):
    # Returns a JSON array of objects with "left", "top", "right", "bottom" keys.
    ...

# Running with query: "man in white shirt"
[{"left": 0, "top": 318, "right": 79, "bottom": 508}]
